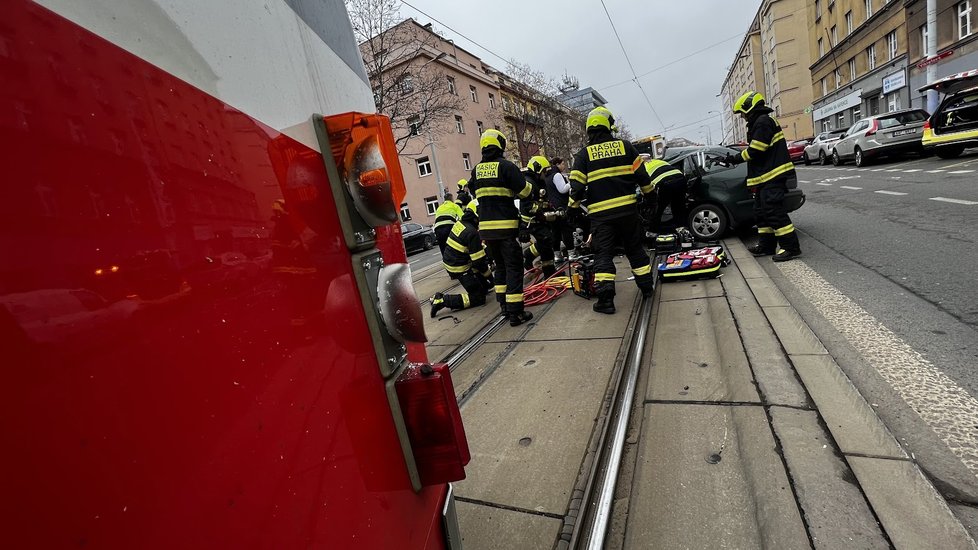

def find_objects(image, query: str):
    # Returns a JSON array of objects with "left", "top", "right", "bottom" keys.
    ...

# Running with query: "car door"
[{"left": 836, "top": 122, "right": 863, "bottom": 158}]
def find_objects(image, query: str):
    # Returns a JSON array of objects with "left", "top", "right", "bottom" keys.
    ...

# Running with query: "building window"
[
  {"left": 835, "top": 68, "right": 843, "bottom": 89},
  {"left": 399, "top": 75, "right": 414, "bottom": 95},
  {"left": 865, "top": 0, "right": 873, "bottom": 19},
  {"left": 960, "top": 1, "right": 973, "bottom": 39},
  {"left": 400, "top": 202, "right": 411, "bottom": 221},
  {"left": 821, "top": 77, "right": 828, "bottom": 96},
  {"left": 887, "top": 31, "right": 898, "bottom": 60},
  {"left": 462, "top": 152, "right": 471, "bottom": 170},
  {"left": 469, "top": 85, "right": 478, "bottom": 102},
  {"left": 838, "top": 112, "right": 845, "bottom": 128},
  {"left": 831, "top": 25, "right": 838, "bottom": 46},
  {"left": 887, "top": 92, "right": 901, "bottom": 112},
  {"left": 848, "top": 58, "right": 857, "bottom": 81},
  {"left": 408, "top": 115, "right": 421, "bottom": 136},
  {"left": 447, "top": 76, "right": 456, "bottom": 95},
  {"left": 816, "top": 0, "right": 822, "bottom": 19},
  {"left": 868, "top": 95, "right": 880, "bottom": 115},
  {"left": 867, "top": 44, "right": 876, "bottom": 70},
  {"left": 921, "top": 25, "right": 930, "bottom": 57},
  {"left": 846, "top": 11, "right": 853, "bottom": 34},
  {"left": 818, "top": 37, "right": 824, "bottom": 57},
  {"left": 488, "top": 93, "right": 495, "bottom": 108},
  {"left": 476, "top": 120, "right": 484, "bottom": 134},
  {"left": 424, "top": 196, "right": 439, "bottom": 216},
  {"left": 822, "top": 119, "right": 831, "bottom": 132},
  {"left": 455, "top": 115, "right": 464, "bottom": 134},
  {"left": 416, "top": 156, "right": 432, "bottom": 177}
]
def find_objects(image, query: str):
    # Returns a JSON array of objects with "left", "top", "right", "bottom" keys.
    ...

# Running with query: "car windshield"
[{"left": 876, "top": 110, "right": 928, "bottom": 129}]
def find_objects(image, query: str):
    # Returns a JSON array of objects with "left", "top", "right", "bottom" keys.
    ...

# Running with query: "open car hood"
[{"left": 918, "top": 69, "right": 978, "bottom": 94}]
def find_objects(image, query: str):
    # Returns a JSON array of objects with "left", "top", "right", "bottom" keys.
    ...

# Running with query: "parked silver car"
[
  {"left": 831, "top": 109, "right": 929, "bottom": 167},
  {"left": 802, "top": 129, "right": 848, "bottom": 165}
]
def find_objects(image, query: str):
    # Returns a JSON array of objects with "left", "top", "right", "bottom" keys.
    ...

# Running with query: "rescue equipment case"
[{"left": 657, "top": 246, "right": 729, "bottom": 281}]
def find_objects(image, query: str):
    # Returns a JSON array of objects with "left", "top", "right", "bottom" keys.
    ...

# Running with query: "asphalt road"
[
  {"left": 407, "top": 245, "right": 443, "bottom": 272},
  {"left": 776, "top": 151, "right": 978, "bottom": 505}
]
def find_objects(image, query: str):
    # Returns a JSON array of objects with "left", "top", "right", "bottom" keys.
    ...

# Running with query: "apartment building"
[
  {"left": 721, "top": 15, "right": 766, "bottom": 144},
  {"left": 905, "top": 0, "right": 978, "bottom": 109},
  {"left": 809, "top": 0, "right": 909, "bottom": 133},
  {"left": 759, "top": 0, "right": 817, "bottom": 140}
]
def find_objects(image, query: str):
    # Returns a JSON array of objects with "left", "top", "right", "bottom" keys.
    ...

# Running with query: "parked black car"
[
  {"left": 656, "top": 146, "right": 806, "bottom": 240},
  {"left": 401, "top": 222, "right": 436, "bottom": 253}
]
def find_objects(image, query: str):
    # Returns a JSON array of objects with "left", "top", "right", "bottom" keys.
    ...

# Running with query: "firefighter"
[
  {"left": 430, "top": 201, "right": 492, "bottom": 317},
  {"left": 432, "top": 193, "right": 463, "bottom": 254},
  {"left": 569, "top": 106, "right": 655, "bottom": 315},
  {"left": 644, "top": 157, "right": 688, "bottom": 233},
  {"left": 468, "top": 129, "right": 534, "bottom": 326},
  {"left": 723, "top": 91, "right": 801, "bottom": 261},
  {"left": 456, "top": 178, "right": 473, "bottom": 207},
  {"left": 520, "top": 155, "right": 557, "bottom": 278}
]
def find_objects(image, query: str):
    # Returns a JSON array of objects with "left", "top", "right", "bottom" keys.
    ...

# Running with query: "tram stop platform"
[{"left": 412, "top": 238, "right": 977, "bottom": 549}]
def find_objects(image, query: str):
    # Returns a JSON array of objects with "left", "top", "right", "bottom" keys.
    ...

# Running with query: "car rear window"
[{"left": 877, "top": 110, "right": 928, "bottom": 129}]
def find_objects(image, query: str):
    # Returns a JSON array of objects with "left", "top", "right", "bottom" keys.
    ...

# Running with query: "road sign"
[{"left": 916, "top": 49, "right": 954, "bottom": 69}]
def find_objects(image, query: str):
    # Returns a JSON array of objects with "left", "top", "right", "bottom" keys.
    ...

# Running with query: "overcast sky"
[{"left": 397, "top": 0, "right": 760, "bottom": 143}]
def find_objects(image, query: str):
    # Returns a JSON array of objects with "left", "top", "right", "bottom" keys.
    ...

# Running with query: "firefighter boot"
[
  {"left": 748, "top": 232, "right": 776, "bottom": 256},
  {"left": 542, "top": 264, "right": 556, "bottom": 278},
  {"left": 773, "top": 231, "right": 801, "bottom": 262},
  {"left": 592, "top": 291, "right": 616, "bottom": 315},
  {"left": 509, "top": 310, "right": 533, "bottom": 327},
  {"left": 430, "top": 293, "right": 447, "bottom": 318}
]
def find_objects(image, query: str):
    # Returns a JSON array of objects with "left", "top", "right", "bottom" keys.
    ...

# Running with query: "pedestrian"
[
  {"left": 432, "top": 192, "right": 463, "bottom": 254},
  {"left": 644, "top": 157, "right": 688, "bottom": 233},
  {"left": 545, "top": 157, "right": 576, "bottom": 260},
  {"left": 430, "top": 201, "right": 492, "bottom": 317},
  {"left": 569, "top": 107, "right": 656, "bottom": 314},
  {"left": 723, "top": 91, "right": 801, "bottom": 261},
  {"left": 520, "top": 155, "right": 557, "bottom": 278},
  {"left": 468, "top": 129, "right": 534, "bottom": 326}
]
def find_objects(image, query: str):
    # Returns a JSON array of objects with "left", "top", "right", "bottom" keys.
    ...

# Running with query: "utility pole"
[
  {"left": 926, "top": 0, "right": 938, "bottom": 113},
  {"left": 426, "top": 128, "right": 446, "bottom": 200}
]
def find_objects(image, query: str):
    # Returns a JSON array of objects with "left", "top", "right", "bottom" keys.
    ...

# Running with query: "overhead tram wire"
[
  {"left": 598, "top": 0, "right": 666, "bottom": 130},
  {"left": 399, "top": 0, "right": 513, "bottom": 67}
]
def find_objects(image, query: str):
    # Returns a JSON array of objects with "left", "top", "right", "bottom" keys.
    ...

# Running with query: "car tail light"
[
  {"left": 924, "top": 119, "right": 932, "bottom": 130},
  {"left": 395, "top": 363, "right": 470, "bottom": 485},
  {"left": 865, "top": 119, "right": 879, "bottom": 136}
]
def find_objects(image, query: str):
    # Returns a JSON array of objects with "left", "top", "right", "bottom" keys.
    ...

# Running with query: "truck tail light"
[
  {"left": 378, "top": 263, "right": 426, "bottom": 344},
  {"left": 865, "top": 119, "right": 879, "bottom": 136},
  {"left": 324, "top": 113, "right": 406, "bottom": 229},
  {"left": 395, "top": 363, "right": 470, "bottom": 486}
]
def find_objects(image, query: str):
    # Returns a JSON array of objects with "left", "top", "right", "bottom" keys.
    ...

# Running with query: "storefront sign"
[
  {"left": 813, "top": 89, "right": 863, "bottom": 121},
  {"left": 882, "top": 69, "right": 907, "bottom": 94}
]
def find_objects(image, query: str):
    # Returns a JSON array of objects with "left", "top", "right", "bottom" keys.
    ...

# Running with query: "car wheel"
[
  {"left": 936, "top": 145, "right": 965, "bottom": 159},
  {"left": 803, "top": 152, "right": 811, "bottom": 165},
  {"left": 819, "top": 150, "right": 828, "bottom": 165},
  {"left": 688, "top": 204, "right": 728, "bottom": 241},
  {"left": 854, "top": 147, "right": 866, "bottom": 167},
  {"left": 831, "top": 150, "right": 842, "bottom": 166},
  {"left": 423, "top": 235, "right": 435, "bottom": 250}
]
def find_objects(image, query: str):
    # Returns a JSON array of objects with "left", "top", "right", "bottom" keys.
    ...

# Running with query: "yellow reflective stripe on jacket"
[
  {"left": 747, "top": 162, "right": 795, "bottom": 186},
  {"left": 570, "top": 170, "right": 587, "bottom": 184},
  {"left": 476, "top": 186, "right": 514, "bottom": 198},
  {"left": 443, "top": 262, "right": 471, "bottom": 273},
  {"left": 521, "top": 214, "right": 533, "bottom": 224},
  {"left": 587, "top": 194, "right": 637, "bottom": 214},
  {"left": 587, "top": 165, "right": 634, "bottom": 184},
  {"left": 434, "top": 219, "right": 455, "bottom": 228},
  {"left": 451, "top": 222, "right": 465, "bottom": 236},
  {"left": 749, "top": 139, "right": 769, "bottom": 151},
  {"left": 741, "top": 149, "right": 751, "bottom": 161},
  {"left": 518, "top": 180, "right": 533, "bottom": 199},
  {"left": 569, "top": 197, "right": 581, "bottom": 207},
  {"left": 770, "top": 131, "right": 784, "bottom": 145},
  {"left": 640, "top": 183, "right": 654, "bottom": 194},
  {"left": 774, "top": 224, "right": 795, "bottom": 236},
  {"left": 471, "top": 248, "right": 486, "bottom": 261},
  {"left": 479, "top": 219, "right": 519, "bottom": 230},
  {"left": 651, "top": 168, "right": 683, "bottom": 186},
  {"left": 447, "top": 237, "right": 467, "bottom": 253}
]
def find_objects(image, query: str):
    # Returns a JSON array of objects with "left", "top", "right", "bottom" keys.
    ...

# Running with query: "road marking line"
[
  {"left": 839, "top": 185, "right": 863, "bottom": 190},
  {"left": 948, "top": 170, "right": 975, "bottom": 174},
  {"left": 926, "top": 169, "right": 946, "bottom": 173},
  {"left": 871, "top": 169, "right": 885, "bottom": 172},
  {"left": 875, "top": 190, "right": 908, "bottom": 195},
  {"left": 816, "top": 182, "right": 833, "bottom": 186},
  {"left": 885, "top": 169, "right": 902, "bottom": 172},
  {"left": 929, "top": 196, "right": 978, "bottom": 205},
  {"left": 847, "top": 168, "right": 859, "bottom": 171},
  {"left": 778, "top": 260, "right": 978, "bottom": 474},
  {"left": 800, "top": 180, "right": 811, "bottom": 183},
  {"left": 902, "top": 169, "right": 922, "bottom": 172}
]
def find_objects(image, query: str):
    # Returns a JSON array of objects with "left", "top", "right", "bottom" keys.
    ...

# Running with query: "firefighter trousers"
[
  {"left": 434, "top": 225, "right": 452, "bottom": 255},
  {"left": 523, "top": 224, "right": 555, "bottom": 269},
  {"left": 591, "top": 214, "right": 654, "bottom": 298},
  {"left": 486, "top": 238, "right": 525, "bottom": 314},
  {"left": 653, "top": 180, "right": 688, "bottom": 232},
  {"left": 753, "top": 180, "right": 800, "bottom": 253},
  {"left": 551, "top": 218, "right": 575, "bottom": 253},
  {"left": 442, "top": 270, "right": 489, "bottom": 311}
]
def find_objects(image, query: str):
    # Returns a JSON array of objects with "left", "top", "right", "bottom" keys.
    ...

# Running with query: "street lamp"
[
  {"left": 699, "top": 125, "right": 712, "bottom": 146},
  {"left": 708, "top": 110, "right": 724, "bottom": 145},
  {"left": 420, "top": 52, "right": 448, "bottom": 199}
]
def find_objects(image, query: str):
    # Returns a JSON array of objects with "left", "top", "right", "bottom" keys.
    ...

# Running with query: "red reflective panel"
[{"left": 0, "top": 2, "right": 443, "bottom": 548}]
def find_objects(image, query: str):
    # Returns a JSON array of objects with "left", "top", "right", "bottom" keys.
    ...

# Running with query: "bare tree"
[
  {"left": 347, "top": 0, "right": 465, "bottom": 154},
  {"left": 497, "top": 60, "right": 585, "bottom": 165},
  {"left": 613, "top": 116, "right": 635, "bottom": 142}
]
